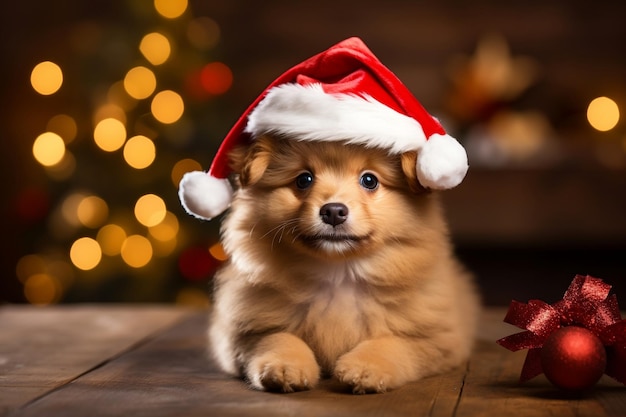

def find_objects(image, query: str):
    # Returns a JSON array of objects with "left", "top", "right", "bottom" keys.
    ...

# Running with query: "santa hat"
[{"left": 180, "top": 37, "right": 468, "bottom": 220}]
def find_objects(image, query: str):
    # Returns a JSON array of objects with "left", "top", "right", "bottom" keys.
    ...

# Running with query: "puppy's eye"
[
  {"left": 359, "top": 172, "right": 379, "bottom": 190},
  {"left": 295, "top": 172, "right": 314, "bottom": 189}
]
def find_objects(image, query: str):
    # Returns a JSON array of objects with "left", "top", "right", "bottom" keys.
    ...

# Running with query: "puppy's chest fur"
[{"left": 287, "top": 266, "right": 389, "bottom": 372}]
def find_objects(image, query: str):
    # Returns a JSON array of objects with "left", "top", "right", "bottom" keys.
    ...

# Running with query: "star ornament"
[{"left": 497, "top": 274, "right": 626, "bottom": 391}]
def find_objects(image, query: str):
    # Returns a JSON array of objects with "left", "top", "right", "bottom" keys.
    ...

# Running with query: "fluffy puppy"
[{"left": 209, "top": 134, "right": 479, "bottom": 394}]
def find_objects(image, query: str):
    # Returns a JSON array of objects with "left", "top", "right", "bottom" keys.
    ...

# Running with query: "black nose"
[{"left": 319, "top": 202, "right": 349, "bottom": 226}]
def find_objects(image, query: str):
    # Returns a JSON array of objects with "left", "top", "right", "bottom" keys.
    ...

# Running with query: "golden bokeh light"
[
  {"left": 139, "top": 32, "right": 171, "bottom": 65},
  {"left": 94, "top": 118, "right": 127, "bottom": 151},
  {"left": 61, "top": 192, "right": 87, "bottom": 227},
  {"left": 45, "top": 150, "right": 76, "bottom": 181},
  {"left": 154, "top": 0, "right": 187, "bottom": 19},
  {"left": 108, "top": 81, "right": 137, "bottom": 111},
  {"left": 93, "top": 104, "right": 127, "bottom": 125},
  {"left": 120, "top": 235, "right": 153, "bottom": 268},
  {"left": 24, "top": 273, "right": 62, "bottom": 305},
  {"left": 151, "top": 90, "right": 184, "bottom": 124},
  {"left": 587, "top": 96, "right": 620, "bottom": 132},
  {"left": 33, "top": 132, "right": 66, "bottom": 166},
  {"left": 31, "top": 61, "right": 63, "bottom": 95},
  {"left": 148, "top": 211, "right": 179, "bottom": 241},
  {"left": 77, "top": 196, "right": 109, "bottom": 228},
  {"left": 47, "top": 114, "right": 77, "bottom": 144},
  {"left": 16, "top": 254, "right": 47, "bottom": 283},
  {"left": 97, "top": 224, "right": 127, "bottom": 256},
  {"left": 124, "top": 66, "right": 157, "bottom": 100},
  {"left": 209, "top": 242, "right": 228, "bottom": 261},
  {"left": 70, "top": 237, "right": 102, "bottom": 271},
  {"left": 151, "top": 237, "right": 178, "bottom": 257},
  {"left": 171, "top": 158, "right": 202, "bottom": 186},
  {"left": 123, "top": 135, "right": 156, "bottom": 169},
  {"left": 135, "top": 194, "right": 167, "bottom": 227}
]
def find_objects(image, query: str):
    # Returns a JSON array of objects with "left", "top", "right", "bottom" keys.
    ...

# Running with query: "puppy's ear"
[
  {"left": 400, "top": 151, "right": 428, "bottom": 194},
  {"left": 229, "top": 135, "right": 274, "bottom": 187}
]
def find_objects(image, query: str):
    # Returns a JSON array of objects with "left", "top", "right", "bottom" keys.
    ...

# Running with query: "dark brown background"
[{"left": 1, "top": 0, "right": 625, "bottom": 305}]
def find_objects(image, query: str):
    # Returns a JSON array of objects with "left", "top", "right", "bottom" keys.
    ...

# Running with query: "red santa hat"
[{"left": 180, "top": 37, "right": 468, "bottom": 220}]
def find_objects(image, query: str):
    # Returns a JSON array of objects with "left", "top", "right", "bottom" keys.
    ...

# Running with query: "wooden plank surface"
[
  {"left": 0, "top": 305, "right": 191, "bottom": 415},
  {"left": 1, "top": 306, "right": 625, "bottom": 417}
]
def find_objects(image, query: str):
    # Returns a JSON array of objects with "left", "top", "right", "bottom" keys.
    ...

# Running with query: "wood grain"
[
  {"left": 0, "top": 305, "right": 191, "bottom": 414},
  {"left": 1, "top": 306, "right": 624, "bottom": 417}
]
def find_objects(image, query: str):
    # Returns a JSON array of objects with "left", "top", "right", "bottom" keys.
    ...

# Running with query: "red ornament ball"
[{"left": 540, "top": 326, "right": 607, "bottom": 391}]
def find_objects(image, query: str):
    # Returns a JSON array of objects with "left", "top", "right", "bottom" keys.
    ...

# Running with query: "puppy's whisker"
[
  {"left": 261, "top": 220, "right": 301, "bottom": 252},
  {"left": 276, "top": 224, "right": 286, "bottom": 244},
  {"left": 249, "top": 222, "right": 258, "bottom": 239},
  {"left": 291, "top": 231, "right": 303, "bottom": 244},
  {"left": 259, "top": 219, "right": 299, "bottom": 240}
]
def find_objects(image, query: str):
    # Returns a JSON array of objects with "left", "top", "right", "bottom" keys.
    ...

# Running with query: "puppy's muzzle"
[{"left": 319, "top": 202, "right": 349, "bottom": 226}]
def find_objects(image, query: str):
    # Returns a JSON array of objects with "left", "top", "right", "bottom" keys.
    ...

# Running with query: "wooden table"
[{"left": 1, "top": 305, "right": 624, "bottom": 417}]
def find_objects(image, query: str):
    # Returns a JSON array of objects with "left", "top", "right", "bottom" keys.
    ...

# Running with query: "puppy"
[{"left": 208, "top": 134, "right": 480, "bottom": 394}]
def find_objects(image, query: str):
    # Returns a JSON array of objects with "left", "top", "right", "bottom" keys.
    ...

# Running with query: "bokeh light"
[
  {"left": 139, "top": 32, "right": 171, "bottom": 65},
  {"left": 154, "top": 0, "right": 187, "bottom": 19},
  {"left": 587, "top": 96, "right": 620, "bottom": 132},
  {"left": 200, "top": 62, "right": 233, "bottom": 95},
  {"left": 16, "top": 254, "right": 47, "bottom": 283},
  {"left": 61, "top": 192, "right": 90, "bottom": 227},
  {"left": 33, "top": 132, "right": 66, "bottom": 167},
  {"left": 151, "top": 237, "right": 178, "bottom": 257},
  {"left": 76, "top": 195, "right": 109, "bottom": 228},
  {"left": 31, "top": 61, "right": 63, "bottom": 95},
  {"left": 94, "top": 118, "right": 127, "bottom": 151},
  {"left": 124, "top": 66, "right": 157, "bottom": 99},
  {"left": 97, "top": 224, "right": 127, "bottom": 256},
  {"left": 134, "top": 194, "right": 167, "bottom": 227},
  {"left": 148, "top": 211, "right": 179, "bottom": 241},
  {"left": 47, "top": 114, "right": 77, "bottom": 144},
  {"left": 108, "top": 81, "right": 137, "bottom": 111},
  {"left": 151, "top": 90, "right": 184, "bottom": 124},
  {"left": 24, "top": 273, "right": 62, "bottom": 305},
  {"left": 70, "top": 237, "right": 102, "bottom": 271},
  {"left": 15, "top": 188, "right": 50, "bottom": 223},
  {"left": 209, "top": 242, "right": 228, "bottom": 261},
  {"left": 171, "top": 158, "right": 202, "bottom": 186},
  {"left": 93, "top": 104, "right": 127, "bottom": 125},
  {"left": 120, "top": 235, "right": 153, "bottom": 268},
  {"left": 16, "top": 0, "right": 249, "bottom": 304},
  {"left": 124, "top": 135, "right": 156, "bottom": 169},
  {"left": 45, "top": 151, "right": 77, "bottom": 181},
  {"left": 178, "top": 246, "right": 217, "bottom": 281}
]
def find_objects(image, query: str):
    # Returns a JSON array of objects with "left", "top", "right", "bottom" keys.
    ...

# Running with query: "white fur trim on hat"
[
  {"left": 416, "top": 133, "right": 469, "bottom": 189},
  {"left": 245, "top": 84, "right": 428, "bottom": 153},
  {"left": 178, "top": 171, "right": 233, "bottom": 220},
  {"left": 245, "top": 83, "right": 468, "bottom": 189}
]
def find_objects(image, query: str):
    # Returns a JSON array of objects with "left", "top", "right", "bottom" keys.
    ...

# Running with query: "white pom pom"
[
  {"left": 178, "top": 171, "right": 233, "bottom": 220},
  {"left": 416, "top": 133, "right": 468, "bottom": 190}
]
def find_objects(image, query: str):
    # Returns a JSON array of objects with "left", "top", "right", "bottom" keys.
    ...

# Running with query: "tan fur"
[{"left": 209, "top": 135, "right": 480, "bottom": 394}]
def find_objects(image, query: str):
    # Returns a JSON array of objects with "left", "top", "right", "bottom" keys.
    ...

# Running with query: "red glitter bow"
[{"left": 497, "top": 274, "right": 626, "bottom": 384}]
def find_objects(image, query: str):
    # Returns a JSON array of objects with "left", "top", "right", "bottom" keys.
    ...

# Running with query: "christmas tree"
[{"left": 14, "top": 0, "right": 231, "bottom": 306}]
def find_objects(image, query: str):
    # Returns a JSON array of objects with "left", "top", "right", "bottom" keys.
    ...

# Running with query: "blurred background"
[{"left": 1, "top": 0, "right": 624, "bottom": 307}]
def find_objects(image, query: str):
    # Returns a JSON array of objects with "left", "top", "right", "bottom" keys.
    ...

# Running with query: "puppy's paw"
[
  {"left": 249, "top": 355, "right": 319, "bottom": 393},
  {"left": 334, "top": 354, "right": 393, "bottom": 394},
  {"left": 334, "top": 338, "right": 417, "bottom": 394},
  {"left": 246, "top": 333, "right": 320, "bottom": 393}
]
